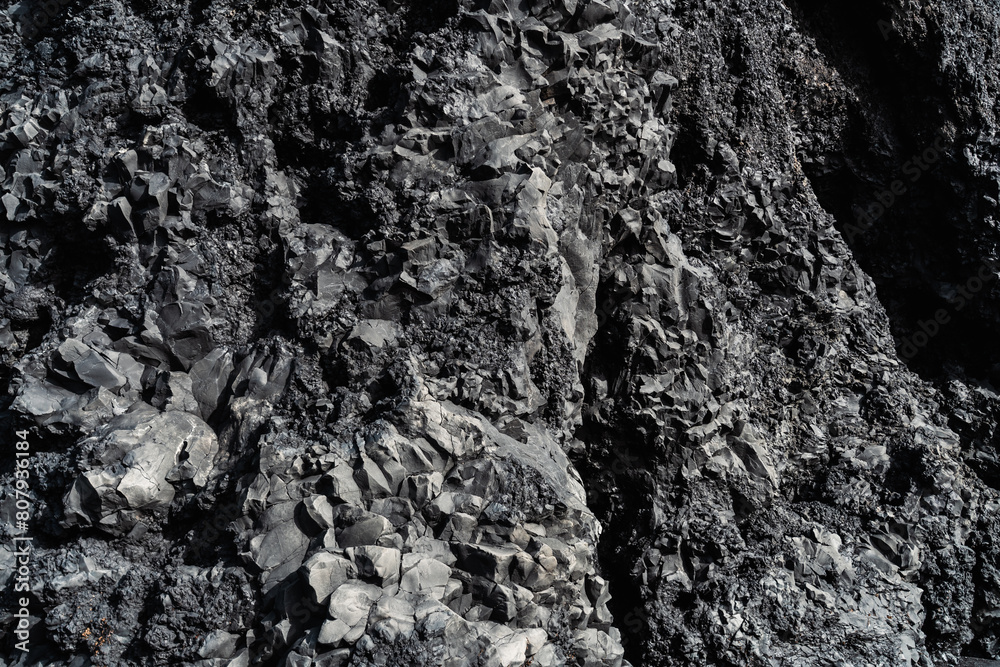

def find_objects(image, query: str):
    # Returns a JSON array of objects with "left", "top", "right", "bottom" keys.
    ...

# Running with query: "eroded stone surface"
[{"left": 6, "top": 0, "right": 1000, "bottom": 665}]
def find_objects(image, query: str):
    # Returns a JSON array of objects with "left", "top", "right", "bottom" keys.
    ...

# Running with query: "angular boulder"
[{"left": 63, "top": 404, "right": 219, "bottom": 533}]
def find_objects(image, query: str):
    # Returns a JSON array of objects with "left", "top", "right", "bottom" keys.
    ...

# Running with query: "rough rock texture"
[{"left": 3, "top": 0, "right": 1000, "bottom": 665}]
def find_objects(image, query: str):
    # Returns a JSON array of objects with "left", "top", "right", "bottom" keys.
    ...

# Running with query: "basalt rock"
[{"left": 5, "top": 0, "right": 1000, "bottom": 665}]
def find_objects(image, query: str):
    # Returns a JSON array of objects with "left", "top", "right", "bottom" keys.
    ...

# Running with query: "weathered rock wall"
[{"left": 3, "top": 1, "right": 1000, "bottom": 666}]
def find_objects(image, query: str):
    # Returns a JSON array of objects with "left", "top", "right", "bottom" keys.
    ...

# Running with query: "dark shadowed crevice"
[
  {"left": 572, "top": 428, "right": 655, "bottom": 667},
  {"left": 572, "top": 283, "right": 659, "bottom": 667}
]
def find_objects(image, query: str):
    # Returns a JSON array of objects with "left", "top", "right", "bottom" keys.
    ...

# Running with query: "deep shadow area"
[
  {"left": 788, "top": 0, "right": 1000, "bottom": 658},
  {"left": 571, "top": 281, "right": 659, "bottom": 667},
  {"left": 788, "top": 0, "right": 1000, "bottom": 386},
  {"left": 572, "top": 422, "right": 656, "bottom": 667}
]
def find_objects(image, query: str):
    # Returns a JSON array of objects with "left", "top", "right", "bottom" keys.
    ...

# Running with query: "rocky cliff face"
[{"left": 3, "top": 0, "right": 1000, "bottom": 665}]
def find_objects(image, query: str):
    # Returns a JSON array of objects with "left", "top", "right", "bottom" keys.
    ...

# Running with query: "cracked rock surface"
[{"left": 4, "top": 0, "right": 1000, "bottom": 666}]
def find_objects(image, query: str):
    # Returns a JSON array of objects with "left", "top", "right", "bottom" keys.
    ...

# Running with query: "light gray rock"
[
  {"left": 322, "top": 582, "right": 384, "bottom": 645},
  {"left": 337, "top": 515, "right": 393, "bottom": 548},
  {"left": 62, "top": 404, "right": 219, "bottom": 533},
  {"left": 400, "top": 553, "right": 452, "bottom": 600},
  {"left": 302, "top": 552, "right": 356, "bottom": 605},
  {"left": 353, "top": 456, "right": 395, "bottom": 497},
  {"left": 368, "top": 595, "right": 416, "bottom": 641},
  {"left": 302, "top": 495, "right": 336, "bottom": 531},
  {"left": 324, "top": 463, "right": 363, "bottom": 505},
  {"left": 197, "top": 630, "right": 239, "bottom": 659}
]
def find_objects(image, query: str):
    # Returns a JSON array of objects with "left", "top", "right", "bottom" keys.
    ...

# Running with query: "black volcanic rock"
[{"left": 5, "top": 0, "right": 1000, "bottom": 666}]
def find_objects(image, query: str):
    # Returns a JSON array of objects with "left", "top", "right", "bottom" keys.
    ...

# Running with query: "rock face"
[
  {"left": 4, "top": 0, "right": 1000, "bottom": 665},
  {"left": 63, "top": 405, "right": 220, "bottom": 534}
]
